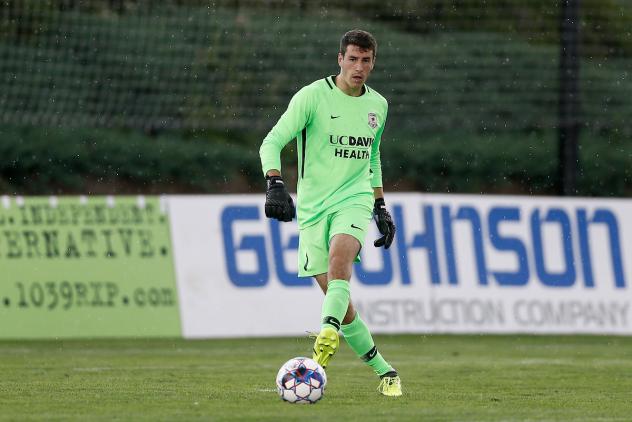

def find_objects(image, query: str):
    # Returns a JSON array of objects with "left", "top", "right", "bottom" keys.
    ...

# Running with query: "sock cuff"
[{"left": 327, "top": 279, "right": 350, "bottom": 293}]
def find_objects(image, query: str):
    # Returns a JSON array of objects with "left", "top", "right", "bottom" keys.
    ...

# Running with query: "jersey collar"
[{"left": 328, "top": 75, "right": 368, "bottom": 96}]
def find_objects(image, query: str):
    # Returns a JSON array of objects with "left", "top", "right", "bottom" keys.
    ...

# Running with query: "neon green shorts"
[{"left": 297, "top": 205, "right": 373, "bottom": 277}]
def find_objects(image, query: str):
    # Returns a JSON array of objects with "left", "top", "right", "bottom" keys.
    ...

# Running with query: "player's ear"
[{"left": 337, "top": 52, "right": 343, "bottom": 67}]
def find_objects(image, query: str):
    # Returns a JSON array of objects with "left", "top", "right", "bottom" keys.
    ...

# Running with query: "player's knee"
[
  {"left": 328, "top": 254, "right": 352, "bottom": 278},
  {"left": 328, "top": 267, "right": 351, "bottom": 281}
]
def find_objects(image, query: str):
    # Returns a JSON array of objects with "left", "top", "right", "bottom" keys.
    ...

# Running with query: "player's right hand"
[{"left": 265, "top": 175, "right": 296, "bottom": 222}]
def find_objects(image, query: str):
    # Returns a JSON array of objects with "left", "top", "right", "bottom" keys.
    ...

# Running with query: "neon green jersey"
[{"left": 260, "top": 76, "right": 388, "bottom": 228}]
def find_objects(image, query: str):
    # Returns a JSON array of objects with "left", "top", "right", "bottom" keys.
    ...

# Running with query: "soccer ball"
[{"left": 276, "top": 357, "right": 327, "bottom": 404}]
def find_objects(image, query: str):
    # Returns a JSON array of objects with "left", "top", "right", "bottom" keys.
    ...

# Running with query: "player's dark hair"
[{"left": 339, "top": 29, "right": 377, "bottom": 58}]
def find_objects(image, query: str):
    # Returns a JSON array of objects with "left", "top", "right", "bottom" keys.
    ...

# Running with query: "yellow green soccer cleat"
[
  {"left": 377, "top": 374, "right": 402, "bottom": 397},
  {"left": 312, "top": 326, "right": 339, "bottom": 369}
]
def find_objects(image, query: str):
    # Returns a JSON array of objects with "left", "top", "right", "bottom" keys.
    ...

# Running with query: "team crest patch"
[{"left": 368, "top": 112, "right": 378, "bottom": 129}]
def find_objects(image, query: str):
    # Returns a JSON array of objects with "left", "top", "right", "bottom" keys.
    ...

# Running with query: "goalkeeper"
[{"left": 259, "top": 29, "right": 401, "bottom": 397}]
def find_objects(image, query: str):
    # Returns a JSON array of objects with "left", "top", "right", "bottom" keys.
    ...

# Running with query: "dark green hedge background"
[{"left": 1, "top": 0, "right": 631, "bottom": 196}]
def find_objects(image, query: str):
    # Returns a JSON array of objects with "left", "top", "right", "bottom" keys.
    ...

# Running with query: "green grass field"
[{"left": 1, "top": 335, "right": 632, "bottom": 421}]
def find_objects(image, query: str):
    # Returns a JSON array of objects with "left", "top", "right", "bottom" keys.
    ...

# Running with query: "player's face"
[{"left": 337, "top": 45, "right": 375, "bottom": 93}]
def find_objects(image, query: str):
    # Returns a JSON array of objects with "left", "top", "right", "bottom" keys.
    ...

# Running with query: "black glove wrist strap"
[
  {"left": 266, "top": 175, "right": 284, "bottom": 189},
  {"left": 374, "top": 197, "right": 386, "bottom": 209}
]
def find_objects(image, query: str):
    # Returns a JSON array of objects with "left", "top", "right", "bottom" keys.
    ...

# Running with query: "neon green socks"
[
  {"left": 320, "top": 279, "right": 350, "bottom": 331},
  {"left": 320, "top": 281, "right": 393, "bottom": 377},
  {"left": 341, "top": 313, "right": 393, "bottom": 376}
]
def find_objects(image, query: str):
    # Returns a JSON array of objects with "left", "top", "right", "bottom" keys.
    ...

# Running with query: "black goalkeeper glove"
[
  {"left": 264, "top": 175, "right": 296, "bottom": 222},
  {"left": 373, "top": 198, "right": 396, "bottom": 249}
]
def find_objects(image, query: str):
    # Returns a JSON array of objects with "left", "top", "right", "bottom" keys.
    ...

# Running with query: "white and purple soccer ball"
[{"left": 276, "top": 357, "right": 327, "bottom": 404}]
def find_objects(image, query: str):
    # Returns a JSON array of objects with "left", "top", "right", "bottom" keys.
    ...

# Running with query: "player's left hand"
[{"left": 373, "top": 198, "right": 395, "bottom": 249}]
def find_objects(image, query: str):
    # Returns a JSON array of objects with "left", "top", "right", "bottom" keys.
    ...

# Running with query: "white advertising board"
[{"left": 168, "top": 194, "right": 632, "bottom": 337}]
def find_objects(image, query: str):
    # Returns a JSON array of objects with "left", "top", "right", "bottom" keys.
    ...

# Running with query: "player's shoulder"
[
  {"left": 300, "top": 77, "right": 334, "bottom": 93},
  {"left": 293, "top": 77, "right": 331, "bottom": 101},
  {"left": 365, "top": 84, "right": 388, "bottom": 109}
]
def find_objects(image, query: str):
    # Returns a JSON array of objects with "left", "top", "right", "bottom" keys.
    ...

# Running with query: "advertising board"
[
  {"left": 170, "top": 193, "right": 632, "bottom": 337},
  {"left": 0, "top": 196, "right": 181, "bottom": 339}
]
